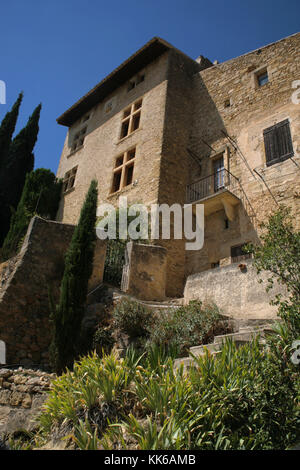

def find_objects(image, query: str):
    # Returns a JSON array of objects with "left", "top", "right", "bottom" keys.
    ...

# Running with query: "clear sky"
[{"left": 0, "top": 0, "right": 299, "bottom": 174}]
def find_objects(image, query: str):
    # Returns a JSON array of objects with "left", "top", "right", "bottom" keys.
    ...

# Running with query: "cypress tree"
[
  {"left": 0, "top": 92, "right": 23, "bottom": 170},
  {"left": 1, "top": 168, "right": 62, "bottom": 260},
  {"left": 0, "top": 103, "right": 42, "bottom": 245},
  {"left": 50, "top": 179, "right": 98, "bottom": 373}
]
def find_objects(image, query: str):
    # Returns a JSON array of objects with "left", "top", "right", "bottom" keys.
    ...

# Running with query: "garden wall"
[{"left": 0, "top": 216, "right": 106, "bottom": 367}]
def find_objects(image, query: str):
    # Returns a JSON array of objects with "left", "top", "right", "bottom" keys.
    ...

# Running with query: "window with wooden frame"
[
  {"left": 63, "top": 166, "right": 77, "bottom": 193},
  {"left": 111, "top": 148, "right": 136, "bottom": 193},
  {"left": 120, "top": 100, "right": 142, "bottom": 139},
  {"left": 71, "top": 126, "right": 87, "bottom": 152},
  {"left": 263, "top": 119, "right": 294, "bottom": 167}
]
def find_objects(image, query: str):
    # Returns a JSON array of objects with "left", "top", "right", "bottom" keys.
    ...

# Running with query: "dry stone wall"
[
  {"left": 0, "top": 216, "right": 106, "bottom": 367},
  {"left": 0, "top": 367, "right": 54, "bottom": 436}
]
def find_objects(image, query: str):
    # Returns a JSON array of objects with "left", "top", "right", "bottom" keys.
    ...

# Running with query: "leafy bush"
[
  {"left": 37, "top": 340, "right": 299, "bottom": 450},
  {"left": 113, "top": 298, "right": 154, "bottom": 340},
  {"left": 247, "top": 206, "right": 300, "bottom": 338},
  {"left": 92, "top": 325, "right": 115, "bottom": 355},
  {"left": 148, "top": 300, "right": 229, "bottom": 356}
]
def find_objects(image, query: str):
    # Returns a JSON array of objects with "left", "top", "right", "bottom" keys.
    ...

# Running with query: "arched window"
[{"left": 0, "top": 340, "right": 6, "bottom": 364}]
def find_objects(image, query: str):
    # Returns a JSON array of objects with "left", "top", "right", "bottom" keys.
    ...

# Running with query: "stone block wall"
[
  {"left": 0, "top": 367, "right": 54, "bottom": 436},
  {"left": 122, "top": 242, "right": 167, "bottom": 301},
  {"left": 0, "top": 216, "right": 106, "bottom": 367},
  {"left": 184, "top": 259, "right": 282, "bottom": 320}
]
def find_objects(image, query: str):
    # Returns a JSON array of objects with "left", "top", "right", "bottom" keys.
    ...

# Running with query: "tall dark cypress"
[
  {"left": 1, "top": 168, "right": 62, "bottom": 261},
  {"left": 50, "top": 180, "right": 98, "bottom": 373},
  {"left": 0, "top": 103, "right": 42, "bottom": 245},
  {"left": 0, "top": 92, "right": 23, "bottom": 170}
]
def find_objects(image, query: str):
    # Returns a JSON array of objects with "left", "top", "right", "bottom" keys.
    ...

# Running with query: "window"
[
  {"left": 127, "top": 73, "right": 145, "bottom": 92},
  {"left": 257, "top": 70, "right": 268, "bottom": 87},
  {"left": 111, "top": 148, "right": 136, "bottom": 193},
  {"left": 120, "top": 100, "right": 142, "bottom": 139},
  {"left": 71, "top": 127, "right": 87, "bottom": 152},
  {"left": 213, "top": 155, "right": 225, "bottom": 192},
  {"left": 63, "top": 166, "right": 77, "bottom": 193},
  {"left": 224, "top": 99, "right": 231, "bottom": 108},
  {"left": 263, "top": 119, "right": 294, "bottom": 166},
  {"left": 231, "top": 243, "right": 251, "bottom": 263}
]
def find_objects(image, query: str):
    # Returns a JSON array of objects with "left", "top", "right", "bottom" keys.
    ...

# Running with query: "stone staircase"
[
  {"left": 174, "top": 324, "right": 275, "bottom": 370},
  {"left": 86, "top": 283, "right": 277, "bottom": 372},
  {"left": 87, "top": 283, "right": 184, "bottom": 311}
]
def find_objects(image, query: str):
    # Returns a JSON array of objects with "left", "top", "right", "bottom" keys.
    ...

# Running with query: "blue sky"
[{"left": 0, "top": 0, "right": 299, "bottom": 174}]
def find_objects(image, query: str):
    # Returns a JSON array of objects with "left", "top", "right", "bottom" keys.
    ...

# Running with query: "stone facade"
[
  {"left": 56, "top": 34, "right": 300, "bottom": 303},
  {"left": 0, "top": 216, "right": 106, "bottom": 366},
  {"left": 187, "top": 32, "right": 300, "bottom": 274}
]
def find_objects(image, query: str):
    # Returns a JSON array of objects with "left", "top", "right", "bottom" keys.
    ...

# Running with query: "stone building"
[{"left": 56, "top": 33, "right": 300, "bottom": 307}]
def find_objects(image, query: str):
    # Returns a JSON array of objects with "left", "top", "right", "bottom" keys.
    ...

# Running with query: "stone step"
[
  {"left": 214, "top": 329, "right": 265, "bottom": 345},
  {"left": 174, "top": 350, "right": 222, "bottom": 370},
  {"left": 189, "top": 342, "right": 222, "bottom": 357},
  {"left": 112, "top": 292, "right": 182, "bottom": 310}
]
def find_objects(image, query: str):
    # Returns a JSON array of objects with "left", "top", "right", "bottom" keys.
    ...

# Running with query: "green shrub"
[
  {"left": 37, "top": 338, "right": 300, "bottom": 450},
  {"left": 93, "top": 326, "right": 115, "bottom": 354},
  {"left": 148, "top": 300, "right": 228, "bottom": 357},
  {"left": 113, "top": 298, "right": 154, "bottom": 340}
]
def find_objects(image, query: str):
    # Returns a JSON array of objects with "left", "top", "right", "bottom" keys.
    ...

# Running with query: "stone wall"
[
  {"left": 0, "top": 367, "right": 54, "bottom": 436},
  {"left": 122, "top": 242, "right": 167, "bottom": 301},
  {"left": 184, "top": 259, "right": 282, "bottom": 320},
  {"left": 0, "top": 216, "right": 106, "bottom": 367}
]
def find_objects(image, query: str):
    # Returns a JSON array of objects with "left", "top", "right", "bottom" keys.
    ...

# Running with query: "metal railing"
[
  {"left": 186, "top": 169, "right": 256, "bottom": 220},
  {"left": 186, "top": 169, "right": 239, "bottom": 203}
]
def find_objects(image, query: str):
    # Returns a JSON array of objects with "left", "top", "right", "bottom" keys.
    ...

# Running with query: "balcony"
[{"left": 186, "top": 169, "right": 244, "bottom": 220}]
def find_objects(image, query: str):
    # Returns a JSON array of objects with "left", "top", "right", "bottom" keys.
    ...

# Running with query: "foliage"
[
  {"left": 247, "top": 206, "right": 300, "bottom": 337},
  {"left": 37, "top": 340, "right": 300, "bottom": 451},
  {"left": 103, "top": 239, "right": 126, "bottom": 287},
  {"left": 1, "top": 168, "right": 62, "bottom": 260},
  {"left": 34, "top": 208, "right": 300, "bottom": 450},
  {"left": 0, "top": 103, "right": 42, "bottom": 245},
  {"left": 101, "top": 204, "right": 149, "bottom": 287},
  {"left": 39, "top": 350, "right": 141, "bottom": 445},
  {"left": 113, "top": 298, "right": 154, "bottom": 341},
  {"left": 92, "top": 325, "right": 115, "bottom": 355},
  {"left": 50, "top": 180, "right": 98, "bottom": 374},
  {"left": 0, "top": 92, "right": 23, "bottom": 170},
  {"left": 148, "top": 300, "right": 227, "bottom": 357}
]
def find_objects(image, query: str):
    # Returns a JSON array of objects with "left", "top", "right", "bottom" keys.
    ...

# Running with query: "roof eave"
[{"left": 57, "top": 37, "right": 173, "bottom": 127}]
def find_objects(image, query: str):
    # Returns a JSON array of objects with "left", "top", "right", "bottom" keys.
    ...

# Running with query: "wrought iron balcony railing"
[
  {"left": 186, "top": 169, "right": 256, "bottom": 220},
  {"left": 186, "top": 169, "right": 239, "bottom": 203}
]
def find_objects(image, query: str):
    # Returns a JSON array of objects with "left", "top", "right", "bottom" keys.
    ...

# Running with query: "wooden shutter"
[
  {"left": 263, "top": 119, "right": 293, "bottom": 166},
  {"left": 276, "top": 119, "right": 293, "bottom": 161},
  {"left": 263, "top": 125, "right": 277, "bottom": 165}
]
